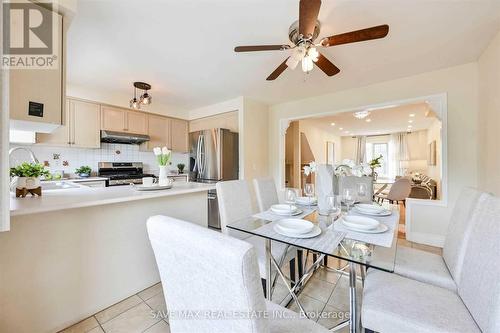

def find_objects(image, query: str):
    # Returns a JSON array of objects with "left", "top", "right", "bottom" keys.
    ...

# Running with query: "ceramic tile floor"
[{"left": 61, "top": 239, "right": 441, "bottom": 333}]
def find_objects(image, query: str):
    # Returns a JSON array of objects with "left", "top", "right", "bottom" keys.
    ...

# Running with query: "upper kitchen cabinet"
[
  {"left": 142, "top": 114, "right": 171, "bottom": 150},
  {"left": 171, "top": 118, "right": 189, "bottom": 153},
  {"left": 126, "top": 111, "right": 148, "bottom": 135},
  {"left": 101, "top": 107, "right": 148, "bottom": 135},
  {"left": 9, "top": 5, "right": 64, "bottom": 133},
  {"left": 101, "top": 106, "right": 126, "bottom": 132},
  {"left": 36, "top": 98, "right": 101, "bottom": 148}
]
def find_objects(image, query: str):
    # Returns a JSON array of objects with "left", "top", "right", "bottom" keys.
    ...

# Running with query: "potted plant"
[
  {"left": 177, "top": 163, "right": 185, "bottom": 174},
  {"left": 10, "top": 162, "right": 50, "bottom": 190},
  {"left": 369, "top": 155, "right": 383, "bottom": 181},
  {"left": 75, "top": 166, "right": 92, "bottom": 178}
]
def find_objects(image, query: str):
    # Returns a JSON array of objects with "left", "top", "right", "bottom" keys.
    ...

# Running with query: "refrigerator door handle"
[{"left": 200, "top": 134, "right": 206, "bottom": 174}]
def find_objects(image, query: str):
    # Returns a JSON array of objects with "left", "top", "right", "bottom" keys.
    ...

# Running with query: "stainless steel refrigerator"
[{"left": 189, "top": 128, "right": 239, "bottom": 229}]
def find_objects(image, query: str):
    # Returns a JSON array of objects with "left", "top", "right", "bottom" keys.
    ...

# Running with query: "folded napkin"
[{"left": 253, "top": 207, "right": 316, "bottom": 222}]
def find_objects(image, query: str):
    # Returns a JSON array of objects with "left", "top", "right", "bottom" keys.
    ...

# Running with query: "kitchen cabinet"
[
  {"left": 101, "top": 107, "right": 148, "bottom": 135},
  {"left": 126, "top": 111, "right": 148, "bottom": 135},
  {"left": 101, "top": 106, "right": 126, "bottom": 132},
  {"left": 36, "top": 99, "right": 101, "bottom": 148},
  {"left": 142, "top": 114, "right": 171, "bottom": 150},
  {"left": 170, "top": 118, "right": 189, "bottom": 153},
  {"left": 9, "top": 6, "right": 63, "bottom": 133}
]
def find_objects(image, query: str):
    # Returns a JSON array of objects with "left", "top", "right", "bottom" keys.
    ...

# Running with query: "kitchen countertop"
[{"left": 10, "top": 182, "right": 215, "bottom": 217}]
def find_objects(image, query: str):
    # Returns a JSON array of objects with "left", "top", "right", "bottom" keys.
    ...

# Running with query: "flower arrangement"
[
  {"left": 153, "top": 146, "right": 171, "bottom": 166},
  {"left": 334, "top": 159, "right": 372, "bottom": 177},
  {"left": 303, "top": 161, "right": 317, "bottom": 176}
]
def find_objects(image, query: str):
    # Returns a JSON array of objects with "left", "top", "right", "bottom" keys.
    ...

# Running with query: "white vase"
[
  {"left": 159, "top": 166, "right": 168, "bottom": 181},
  {"left": 13, "top": 177, "right": 40, "bottom": 190}
]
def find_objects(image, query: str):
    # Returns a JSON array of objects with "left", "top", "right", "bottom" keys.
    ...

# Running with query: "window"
[{"left": 366, "top": 142, "right": 389, "bottom": 176}]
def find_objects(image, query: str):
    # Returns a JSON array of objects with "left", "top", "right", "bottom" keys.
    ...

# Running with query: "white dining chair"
[
  {"left": 375, "top": 177, "right": 411, "bottom": 206},
  {"left": 147, "top": 215, "right": 330, "bottom": 333},
  {"left": 394, "top": 187, "right": 485, "bottom": 291},
  {"left": 253, "top": 178, "right": 279, "bottom": 212},
  {"left": 361, "top": 192, "right": 499, "bottom": 333},
  {"left": 216, "top": 180, "right": 296, "bottom": 294}
]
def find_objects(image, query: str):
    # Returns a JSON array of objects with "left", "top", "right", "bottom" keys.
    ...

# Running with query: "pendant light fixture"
[{"left": 130, "top": 82, "right": 152, "bottom": 109}]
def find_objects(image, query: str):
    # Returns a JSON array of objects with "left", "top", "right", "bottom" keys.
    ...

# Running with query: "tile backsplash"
[{"left": 10, "top": 143, "right": 189, "bottom": 177}]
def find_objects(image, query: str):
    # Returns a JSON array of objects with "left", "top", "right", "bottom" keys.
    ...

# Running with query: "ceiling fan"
[{"left": 234, "top": 0, "right": 389, "bottom": 80}]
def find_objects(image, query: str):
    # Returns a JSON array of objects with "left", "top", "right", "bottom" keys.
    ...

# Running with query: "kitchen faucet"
[{"left": 8, "top": 147, "right": 40, "bottom": 164}]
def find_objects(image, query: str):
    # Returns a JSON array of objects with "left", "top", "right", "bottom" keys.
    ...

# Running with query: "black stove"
[{"left": 98, "top": 162, "right": 155, "bottom": 186}]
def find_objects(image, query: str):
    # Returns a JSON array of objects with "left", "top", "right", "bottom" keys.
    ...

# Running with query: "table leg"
[
  {"left": 266, "top": 239, "right": 272, "bottom": 301},
  {"left": 349, "top": 264, "right": 358, "bottom": 333}
]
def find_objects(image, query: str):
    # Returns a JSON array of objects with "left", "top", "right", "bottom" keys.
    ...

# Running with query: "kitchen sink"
[{"left": 41, "top": 181, "right": 81, "bottom": 190}]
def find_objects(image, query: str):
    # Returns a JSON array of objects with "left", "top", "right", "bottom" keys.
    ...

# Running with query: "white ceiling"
[
  {"left": 67, "top": 0, "right": 500, "bottom": 114},
  {"left": 300, "top": 102, "right": 438, "bottom": 136}
]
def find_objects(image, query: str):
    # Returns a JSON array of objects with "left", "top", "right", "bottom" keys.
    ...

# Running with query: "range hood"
[{"left": 100, "top": 130, "right": 150, "bottom": 144}]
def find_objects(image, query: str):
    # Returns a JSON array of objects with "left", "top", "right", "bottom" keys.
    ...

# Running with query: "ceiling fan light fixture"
[
  {"left": 301, "top": 56, "right": 314, "bottom": 72},
  {"left": 286, "top": 57, "right": 300, "bottom": 70}
]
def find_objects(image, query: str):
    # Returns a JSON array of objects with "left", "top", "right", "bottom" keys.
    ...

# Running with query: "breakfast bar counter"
[{"left": 2, "top": 182, "right": 214, "bottom": 333}]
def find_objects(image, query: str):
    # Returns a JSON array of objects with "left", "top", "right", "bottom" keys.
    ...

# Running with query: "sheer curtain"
[
  {"left": 389, "top": 132, "right": 409, "bottom": 179},
  {"left": 355, "top": 136, "right": 367, "bottom": 165}
]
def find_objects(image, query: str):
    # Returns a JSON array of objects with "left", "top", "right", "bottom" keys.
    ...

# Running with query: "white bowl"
[
  {"left": 271, "top": 204, "right": 298, "bottom": 214},
  {"left": 276, "top": 218, "right": 314, "bottom": 235},
  {"left": 342, "top": 215, "right": 380, "bottom": 230},
  {"left": 355, "top": 203, "right": 385, "bottom": 213}
]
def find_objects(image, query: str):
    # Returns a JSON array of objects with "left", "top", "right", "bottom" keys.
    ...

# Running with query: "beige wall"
[
  {"left": 478, "top": 30, "right": 500, "bottom": 195},
  {"left": 298, "top": 119, "right": 342, "bottom": 164},
  {"left": 341, "top": 136, "right": 357, "bottom": 161},
  {"left": 269, "top": 63, "right": 478, "bottom": 246}
]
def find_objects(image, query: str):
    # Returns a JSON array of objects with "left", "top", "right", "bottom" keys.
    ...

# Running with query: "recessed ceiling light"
[
  {"left": 366, "top": 119, "right": 372, "bottom": 122},
  {"left": 407, "top": 125, "right": 413, "bottom": 129},
  {"left": 409, "top": 113, "right": 415, "bottom": 117},
  {"left": 408, "top": 120, "right": 413, "bottom": 123},
  {"left": 339, "top": 127, "right": 343, "bottom": 130},
  {"left": 330, "top": 122, "right": 335, "bottom": 126}
]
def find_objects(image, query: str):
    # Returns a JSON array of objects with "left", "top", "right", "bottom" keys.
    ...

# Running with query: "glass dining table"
[{"left": 227, "top": 205, "right": 400, "bottom": 333}]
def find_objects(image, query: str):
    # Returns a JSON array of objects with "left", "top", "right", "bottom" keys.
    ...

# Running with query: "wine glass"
[
  {"left": 285, "top": 188, "right": 297, "bottom": 216},
  {"left": 357, "top": 183, "right": 367, "bottom": 202},
  {"left": 325, "top": 194, "right": 341, "bottom": 225},
  {"left": 343, "top": 188, "right": 355, "bottom": 213},
  {"left": 304, "top": 183, "right": 315, "bottom": 209}
]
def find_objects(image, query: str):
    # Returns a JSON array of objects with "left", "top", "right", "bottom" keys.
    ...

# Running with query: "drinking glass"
[
  {"left": 304, "top": 183, "right": 315, "bottom": 209},
  {"left": 285, "top": 188, "right": 297, "bottom": 216},
  {"left": 357, "top": 183, "right": 367, "bottom": 202},
  {"left": 325, "top": 194, "right": 341, "bottom": 225},
  {"left": 343, "top": 188, "right": 355, "bottom": 213}
]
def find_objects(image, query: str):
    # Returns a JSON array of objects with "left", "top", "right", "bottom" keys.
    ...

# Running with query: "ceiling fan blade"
[
  {"left": 234, "top": 45, "right": 290, "bottom": 52},
  {"left": 321, "top": 24, "right": 389, "bottom": 47},
  {"left": 299, "top": 0, "right": 321, "bottom": 39},
  {"left": 266, "top": 58, "right": 289, "bottom": 81},
  {"left": 315, "top": 53, "right": 340, "bottom": 76}
]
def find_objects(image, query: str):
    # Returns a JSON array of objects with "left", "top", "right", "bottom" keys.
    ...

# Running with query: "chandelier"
[{"left": 130, "top": 82, "right": 152, "bottom": 110}]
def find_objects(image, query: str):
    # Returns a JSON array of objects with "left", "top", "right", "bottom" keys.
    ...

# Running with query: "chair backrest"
[
  {"left": 253, "top": 178, "right": 279, "bottom": 212},
  {"left": 338, "top": 176, "right": 374, "bottom": 203},
  {"left": 443, "top": 187, "right": 484, "bottom": 282},
  {"left": 457, "top": 194, "right": 500, "bottom": 333},
  {"left": 387, "top": 178, "right": 411, "bottom": 200},
  {"left": 216, "top": 180, "right": 253, "bottom": 234},
  {"left": 147, "top": 216, "right": 268, "bottom": 333}
]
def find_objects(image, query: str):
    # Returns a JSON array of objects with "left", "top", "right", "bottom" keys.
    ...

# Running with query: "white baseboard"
[{"left": 406, "top": 231, "right": 445, "bottom": 247}]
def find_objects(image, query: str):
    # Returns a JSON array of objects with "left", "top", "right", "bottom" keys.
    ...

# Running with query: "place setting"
[{"left": 252, "top": 187, "right": 316, "bottom": 222}]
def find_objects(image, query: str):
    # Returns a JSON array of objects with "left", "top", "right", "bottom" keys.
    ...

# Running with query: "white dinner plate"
[
  {"left": 274, "top": 224, "right": 322, "bottom": 238},
  {"left": 340, "top": 219, "right": 389, "bottom": 233},
  {"left": 355, "top": 203, "right": 385, "bottom": 213},
  {"left": 133, "top": 184, "right": 173, "bottom": 191},
  {"left": 272, "top": 209, "right": 303, "bottom": 216},
  {"left": 295, "top": 197, "right": 318, "bottom": 205},
  {"left": 342, "top": 215, "right": 380, "bottom": 230},
  {"left": 353, "top": 206, "right": 392, "bottom": 216},
  {"left": 276, "top": 218, "right": 314, "bottom": 235},
  {"left": 271, "top": 204, "right": 298, "bottom": 214}
]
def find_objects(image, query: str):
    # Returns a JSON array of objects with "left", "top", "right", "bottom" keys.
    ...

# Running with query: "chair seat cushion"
[
  {"left": 362, "top": 270, "right": 480, "bottom": 333},
  {"left": 246, "top": 236, "right": 296, "bottom": 279},
  {"left": 395, "top": 246, "right": 457, "bottom": 291},
  {"left": 266, "top": 300, "right": 330, "bottom": 333}
]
